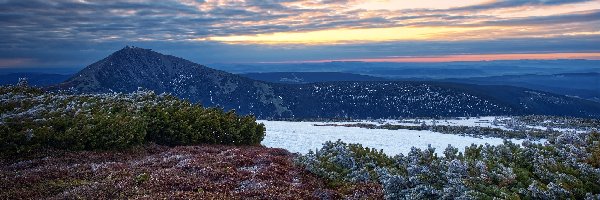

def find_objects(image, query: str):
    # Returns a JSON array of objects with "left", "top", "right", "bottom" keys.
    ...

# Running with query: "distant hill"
[
  {"left": 442, "top": 73, "right": 600, "bottom": 102},
  {"left": 240, "top": 72, "right": 387, "bottom": 84},
  {"left": 0, "top": 73, "right": 70, "bottom": 86},
  {"left": 56, "top": 47, "right": 600, "bottom": 118}
]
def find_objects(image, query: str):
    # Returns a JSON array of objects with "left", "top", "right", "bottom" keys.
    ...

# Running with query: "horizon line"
[{"left": 252, "top": 52, "right": 600, "bottom": 64}]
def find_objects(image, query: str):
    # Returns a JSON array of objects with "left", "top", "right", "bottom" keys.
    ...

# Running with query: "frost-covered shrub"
[
  {"left": 297, "top": 140, "right": 395, "bottom": 187},
  {"left": 299, "top": 131, "right": 600, "bottom": 199},
  {"left": 0, "top": 85, "right": 265, "bottom": 157}
]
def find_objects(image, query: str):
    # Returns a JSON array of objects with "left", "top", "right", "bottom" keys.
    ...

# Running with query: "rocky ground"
[{"left": 0, "top": 144, "right": 382, "bottom": 199}]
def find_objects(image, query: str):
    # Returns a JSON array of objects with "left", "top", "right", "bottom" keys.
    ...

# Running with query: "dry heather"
[{"left": 0, "top": 144, "right": 382, "bottom": 199}]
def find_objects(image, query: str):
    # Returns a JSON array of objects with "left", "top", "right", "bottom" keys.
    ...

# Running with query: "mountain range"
[{"left": 52, "top": 46, "right": 600, "bottom": 118}]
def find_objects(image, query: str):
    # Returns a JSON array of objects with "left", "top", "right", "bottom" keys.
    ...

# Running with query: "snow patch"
[{"left": 260, "top": 120, "right": 530, "bottom": 156}]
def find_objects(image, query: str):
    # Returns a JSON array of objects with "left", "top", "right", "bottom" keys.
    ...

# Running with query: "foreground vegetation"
[
  {"left": 0, "top": 83, "right": 265, "bottom": 157},
  {"left": 298, "top": 130, "right": 600, "bottom": 199},
  {"left": 0, "top": 82, "right": 381, "bottom": 199},
  {"left": 0, "top": 144, "right": 382, "bottom": 199}
]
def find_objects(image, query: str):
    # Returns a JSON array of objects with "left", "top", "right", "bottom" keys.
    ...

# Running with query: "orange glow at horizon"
[
  {"left": 259, "top": 53, "right": 600, "bottom": 63},
  {"left": 0, "top": 58, "right": 35, "bottom": 68},
  {"left": 200, "top": 23, "right": 600, "bottom": 45},
  {"left": 201, "top": 26, "right": 495, "bottom": 44}
]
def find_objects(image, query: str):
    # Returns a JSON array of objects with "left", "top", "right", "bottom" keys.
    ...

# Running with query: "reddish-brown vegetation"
[{"left": 0, "top": 145, "right": 382, "bottom": 199}]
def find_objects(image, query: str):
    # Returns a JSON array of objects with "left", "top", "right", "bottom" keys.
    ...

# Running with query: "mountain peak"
[
  {"left": 61, "top": 46, "right": 229, "bottom": 98},
  {"left": 121, "top": 45, "right": 147, "bottom": 50},
  {"left": 111, "top": 45, "right": 154, "bottom": 57}
]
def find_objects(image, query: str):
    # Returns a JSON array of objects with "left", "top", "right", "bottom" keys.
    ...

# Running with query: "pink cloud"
[{"left": 0, "top": 58, "right": 36, "bottom": 68}]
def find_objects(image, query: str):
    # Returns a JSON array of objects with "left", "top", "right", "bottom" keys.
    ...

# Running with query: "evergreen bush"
[{"left": 0, "top": 85, "right": 265, "bottom": 157}]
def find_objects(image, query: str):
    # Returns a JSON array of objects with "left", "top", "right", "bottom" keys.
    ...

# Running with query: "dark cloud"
[
  {"left": 0, "top": 0, "right": 598, "bottom": 44},
  {"left": 480, "top": 10, "right": 600, "bottom": 26},
  {"left": 452, "top": 0, "right": 594, "bottom": 10},
  {"left": 0, "top": 0, "right": 599, "bottom": 68}
]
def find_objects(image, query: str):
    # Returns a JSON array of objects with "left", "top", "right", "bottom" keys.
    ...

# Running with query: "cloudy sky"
[{"left": 1, "top": 0, "right": 600, "bottom": 69}]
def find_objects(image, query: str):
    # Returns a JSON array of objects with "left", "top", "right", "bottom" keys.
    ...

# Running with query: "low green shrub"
[
  {"left": 0, "top": 85, "right": 265, "bottom": 157},
  {"left": 143, "top": 101, "right": 264, "bottom": 146}
]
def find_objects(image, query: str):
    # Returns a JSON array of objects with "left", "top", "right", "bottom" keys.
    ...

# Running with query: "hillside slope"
[{"left": 443, "top": 73, "right": 600, "bottom": 102}]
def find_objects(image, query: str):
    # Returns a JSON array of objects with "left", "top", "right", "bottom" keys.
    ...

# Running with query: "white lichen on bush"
[{"left": 298, "top": 130, "right": 600, "bottom": 199}]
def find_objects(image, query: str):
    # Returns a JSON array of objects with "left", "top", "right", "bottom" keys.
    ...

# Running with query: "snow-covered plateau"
[{"left": 259, "top": 119, "right": 536, "bottom": 156}]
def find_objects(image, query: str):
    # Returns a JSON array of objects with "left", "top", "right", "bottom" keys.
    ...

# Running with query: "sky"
[{"left": 1, "top": 0, "right": 600, "bottom": 69}]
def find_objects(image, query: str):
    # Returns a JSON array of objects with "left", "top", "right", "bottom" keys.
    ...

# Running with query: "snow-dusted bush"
[
  {"left": 0, "top": 85, "right": 265, "bottom": 157},
  {"left": 299, "top": 131, "right": 600, "bottom": 199},
  {"left": 297, "top": 140, "right": 395, "bottom": 187}
]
